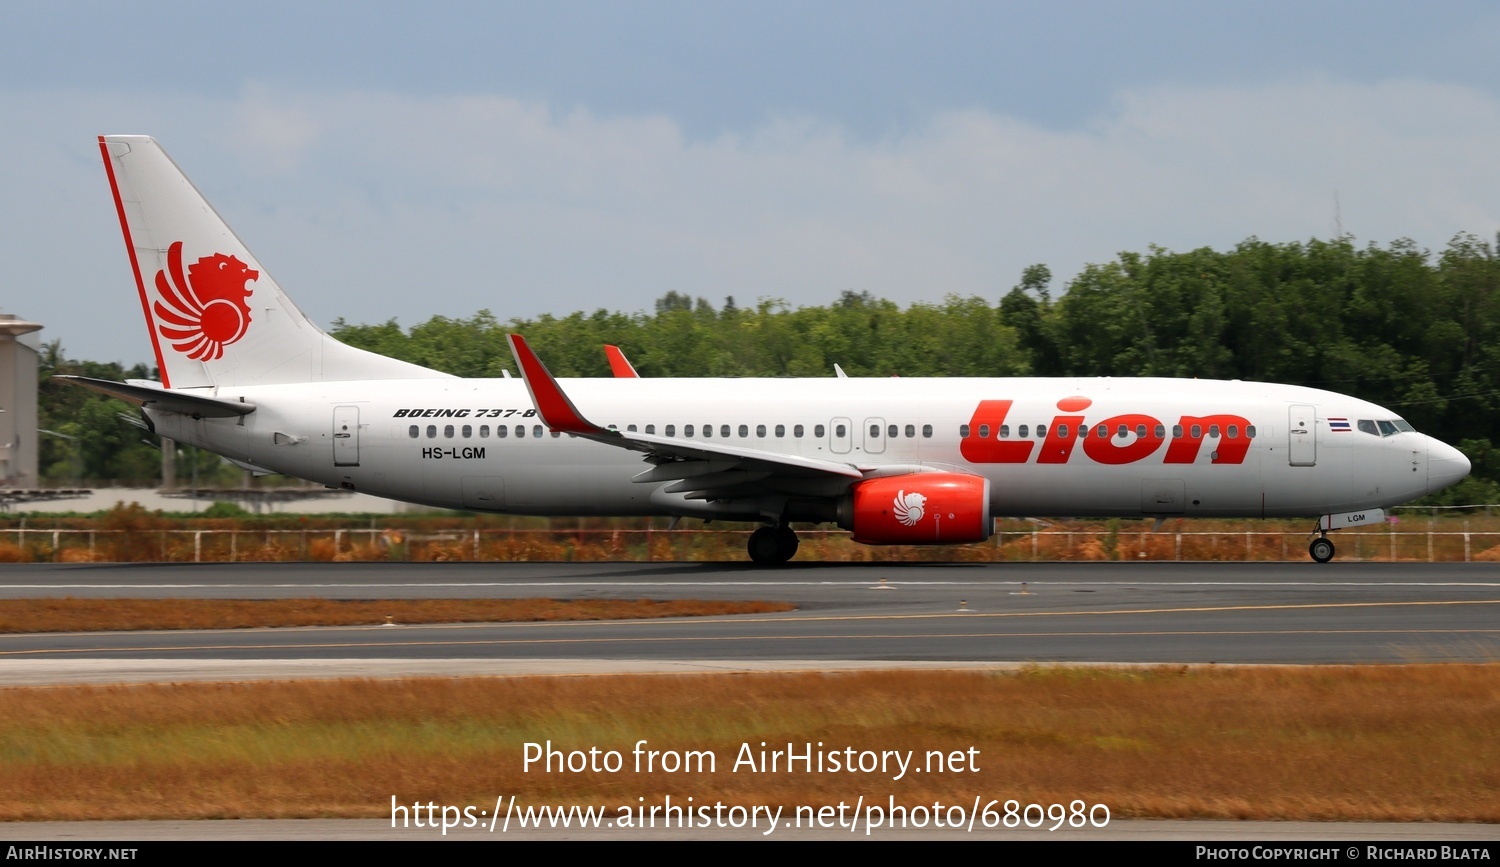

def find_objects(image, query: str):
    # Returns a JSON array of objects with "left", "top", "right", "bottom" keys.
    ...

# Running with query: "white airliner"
[{"left": 65, "top": 135, "right": 1471, "bottom": 564}]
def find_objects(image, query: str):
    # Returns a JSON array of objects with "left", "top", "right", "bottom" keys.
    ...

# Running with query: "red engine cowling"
[{"left": 839, "top": 473, "right": 992, "bottom": 545}]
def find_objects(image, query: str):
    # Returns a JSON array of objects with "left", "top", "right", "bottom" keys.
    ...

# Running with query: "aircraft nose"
[{"left": 1427, "top": 437, "right": 1471, "bottom": 494}]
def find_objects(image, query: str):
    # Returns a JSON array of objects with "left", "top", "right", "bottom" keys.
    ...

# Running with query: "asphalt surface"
[{"left": 0, "top": 561, "right": 1496, "bottom": 666}]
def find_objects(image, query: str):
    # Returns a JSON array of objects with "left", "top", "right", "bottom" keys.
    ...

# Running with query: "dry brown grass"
[
  {"left": 0, "top": 666, "right": 1496, "bottom": 822},
  {"left": 0, "top": 598, "right": 795, "bottom": 633}
]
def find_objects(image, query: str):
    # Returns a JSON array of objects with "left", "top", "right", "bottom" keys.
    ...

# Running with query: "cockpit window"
[
  {"left": 1357, "top": 420, "right": 1378, "bottom": 436},
  {"left": 1393, "top": 419, "right": 1415, "bottom": 433},
  {"left": 1377, "top": 420, "right": 1398, "bottom": 437}
]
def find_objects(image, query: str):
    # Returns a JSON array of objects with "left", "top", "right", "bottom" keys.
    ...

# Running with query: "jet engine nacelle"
[{"left": 838, "top": 473, "right": 992, "bottom": 545}]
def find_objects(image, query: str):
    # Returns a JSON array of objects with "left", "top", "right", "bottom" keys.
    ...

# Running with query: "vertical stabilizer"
[{"left": 99, "top": 135, "right": 450, "bottom": 389}]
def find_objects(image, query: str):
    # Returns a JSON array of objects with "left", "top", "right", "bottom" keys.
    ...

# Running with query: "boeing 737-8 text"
[{"left": 65, "top": 135, "right": 1471, "bottom": 564}]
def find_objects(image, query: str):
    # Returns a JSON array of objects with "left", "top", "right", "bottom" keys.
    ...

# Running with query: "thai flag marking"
[{"left": 1329, "top": 418, "right": 1351, "bottom": 432}]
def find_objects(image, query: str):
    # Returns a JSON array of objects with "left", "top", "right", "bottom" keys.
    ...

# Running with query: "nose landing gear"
[
  {"left": 748, "top": 524, "right": 799, "bottom": 565},
  {"left": 1308, "top": 534, "right": 1336, "bottom": 563}
]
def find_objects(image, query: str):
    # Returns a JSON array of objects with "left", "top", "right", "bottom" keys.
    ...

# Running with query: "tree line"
[{"left": 41, "top": 233, "right": 1500, "bottom": 503}]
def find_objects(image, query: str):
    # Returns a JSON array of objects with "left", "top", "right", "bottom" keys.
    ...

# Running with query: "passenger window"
[
  {"left": 1247, "top": 425, "right": 1257, "bottom": 438},
  {"left": 427, "top": 425, "right": 437, "bottom": 438},
  {"left": 834, "top": 424, "right": 846, "bottom": 437},
  {"left": 1018, "top": 424, "right": 1029, "bottom": 437},
  {"left": 959, "top": 424, "right": 970, "bottom": 438},
  {"left": 551, "top": 431, "right": 560, "bottom": 438},
  {"left": 408, "top": 425, "right": 419, "bottom": 438},
  {"left": 1036, "top": 424, "right": 1047, "bottom": 438},
  {"left": 922, "top": 424, "right": 932, "bottom": 438},
  {"left": 721, "top": 425, "right": 731, "bottom": 438},
  {"left": 479, "top": 425, "right": 489, "bottom": 438},
  {"left": 888, "top": 424, "right": 898, "bottom": 438},
  {"left": 1377, "top": 420, "right": 1398, "bottom": 437},
  {"left": 627, "top": 424, "right": 638, "bottom": 432},
  {"left": 514, "top": 425, "right": 525, "bottom": 438},
  {"left": 664, "top": 424, "right": 675, "bottom": 437},
  {"left": 1154, "top": 425, "right": 1165, "bottom": 439},
  {"left": 1077, "top": 425, "right": 1087, "bottom": 438},
  {"left": 1135, "top": 424, "right": 1146, "bottom": 438},
  {"left": 702, "top": 424, "right": 712, "bottom": 438},
  {"left": 462, "top": 425, "right": 472, "bottom": 438},
  {"left": 1191, "top": 425, "right": 1202, "bottom": 438},
  {"left": 979, "top": 424, "right": 990, "bottom": 438},
  {"left": 645, "top": 424, "right": 655, "bottom": 435},
  {"left": 1173, "top": 425, "right": 1183, "bottom": 438},
  {"left": 1097, "top": 425, "right": 1108, "bottom": 438},
  {"left": 739, "top": 424, "right": 749, "bottom": 438},
  {"left": 533, "top": 425, "right": 544, "bottom": 438},
  {"left": 870, "top": 424, "right": 881, "bottom": 438},
  {"left": 1358, "top": 420, "right": 1377, "bottom": 435},
  {"left": 1209, "top": 425, "right": 1220, "bottom": 438},
  {"left": 1116, "top": 424, "right": 1127, "bottom": 438},
  {"left": 815, "top": 424, "right": 826, "bottom": 437},
  {"left": 1227, "top": 424, "right": 1238, "bottom": 438},
  {"left": 999, "top": 424, "right": 1010, "bottom": 438},
  {"left": 1057, "top": 424, "right": 1069, "bottom": 438},
  {"left": 904, "top": 424, "right": 915, "bottom": 438},
  {"left": 684, "top": 424, "right": 694, "bottom": 437},
  {"left": 775, "top": 424, "right": 786, "bottom": 437},
  {"left": 756, "top": 424, "right": 766, "bottom": 437},
  {"left": 497, "top": 425, "right": 507, "bottom": 438},
  {"left": 795, "top": 424, "right": 805, "bottom": 437}
]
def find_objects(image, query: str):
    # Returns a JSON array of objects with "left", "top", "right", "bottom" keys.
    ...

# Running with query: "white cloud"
[{"left": 3, "top": 77, "right": 1500, "bottom": 366}]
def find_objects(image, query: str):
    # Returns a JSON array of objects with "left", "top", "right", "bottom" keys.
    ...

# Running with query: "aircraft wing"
[
  {"left": 56, "top": 375, "right": 256, "bottom": 417},
  {"left": 508, "top": 335, "right": 864, "bottom": 491}
]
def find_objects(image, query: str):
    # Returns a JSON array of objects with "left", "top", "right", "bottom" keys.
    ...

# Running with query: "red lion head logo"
[{"left": 152, "top": 241, "right": 258, "bottom": 361}]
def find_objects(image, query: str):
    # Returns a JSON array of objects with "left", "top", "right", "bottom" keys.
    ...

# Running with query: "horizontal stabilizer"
[{"left": 55, "top": 376, "right": 255, "bottom": 417}]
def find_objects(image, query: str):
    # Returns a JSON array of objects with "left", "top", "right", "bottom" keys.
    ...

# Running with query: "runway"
[{"left": 1, "top": 561, "right": 1497, "bottom": 673}]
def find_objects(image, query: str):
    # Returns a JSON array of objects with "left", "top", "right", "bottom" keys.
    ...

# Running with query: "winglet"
[
  {"left": 604, "top": 344, "right": 640, "bottom": 378},
  {"left": 507, "top": 334, "right": 611, "bottom": 435}
]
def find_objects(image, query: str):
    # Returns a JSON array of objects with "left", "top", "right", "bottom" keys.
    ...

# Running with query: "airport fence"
[{"left": 1, "top": 523, "right": 1499, "bottom": 563}]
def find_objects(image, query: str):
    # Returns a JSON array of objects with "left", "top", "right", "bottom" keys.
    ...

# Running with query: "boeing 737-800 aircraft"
[{"left": 65, "top": 135, "right": 1471, "bottom": 564}]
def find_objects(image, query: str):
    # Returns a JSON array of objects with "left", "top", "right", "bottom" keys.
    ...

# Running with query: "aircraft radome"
[{"left": 63, "top": 135, "right": 1472, "bottom": 564}]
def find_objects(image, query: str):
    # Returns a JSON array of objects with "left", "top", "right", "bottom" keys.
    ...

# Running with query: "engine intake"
[{"left": 838, "top": 473, "right": 992, "bottom": 545}]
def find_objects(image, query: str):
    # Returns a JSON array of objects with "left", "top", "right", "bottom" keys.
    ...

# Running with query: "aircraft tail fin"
[{"left": 98, "top": 135, "right": 451, "bottom": 389}]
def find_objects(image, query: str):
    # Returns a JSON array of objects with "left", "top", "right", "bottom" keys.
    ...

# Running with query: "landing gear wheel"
[
  {"left": 748, "top": 526, "right": 798, "bottom": 565},
  {"left": 748, "top": 527, "right": 782, "bottom": 565},
  {"left": 1309, "top": 537, "right": 1335, "bottom": 563},
  {"left": 774, "top": 525, "right": 799, "bottom": 562}
]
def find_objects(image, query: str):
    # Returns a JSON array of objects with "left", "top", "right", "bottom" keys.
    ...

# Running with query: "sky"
[{"left": 4, "top": 1, "right": 1500, "bottom": 366}]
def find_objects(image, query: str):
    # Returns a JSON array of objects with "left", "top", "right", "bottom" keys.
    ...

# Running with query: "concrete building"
[{"left": 0, "top": 314, "right": 43, "bottom": 487}]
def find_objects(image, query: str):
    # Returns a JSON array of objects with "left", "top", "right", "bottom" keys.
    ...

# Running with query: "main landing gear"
[
  {"left": 1308, "top": 533, "right": 1336, "bottom": 564},
  {"left": 748, "top": 525, "right": 799, "bottom": 566}
]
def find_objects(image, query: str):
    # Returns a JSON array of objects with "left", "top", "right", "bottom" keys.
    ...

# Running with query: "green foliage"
[
  {"left": 42, "top": 232, "right": 1500, "bottom": 495},
  {"left": 37, "top": 342, "right": 158, "bottom": 485},
  {"left": 332, "top": 291, "right": 1029, "bottom": 379},
  {"left": 202, "top": 501, "right": 251, "bottom": 518},
  {"left": 327, "top": 234, "right": 1500, "bottom": 490}
]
